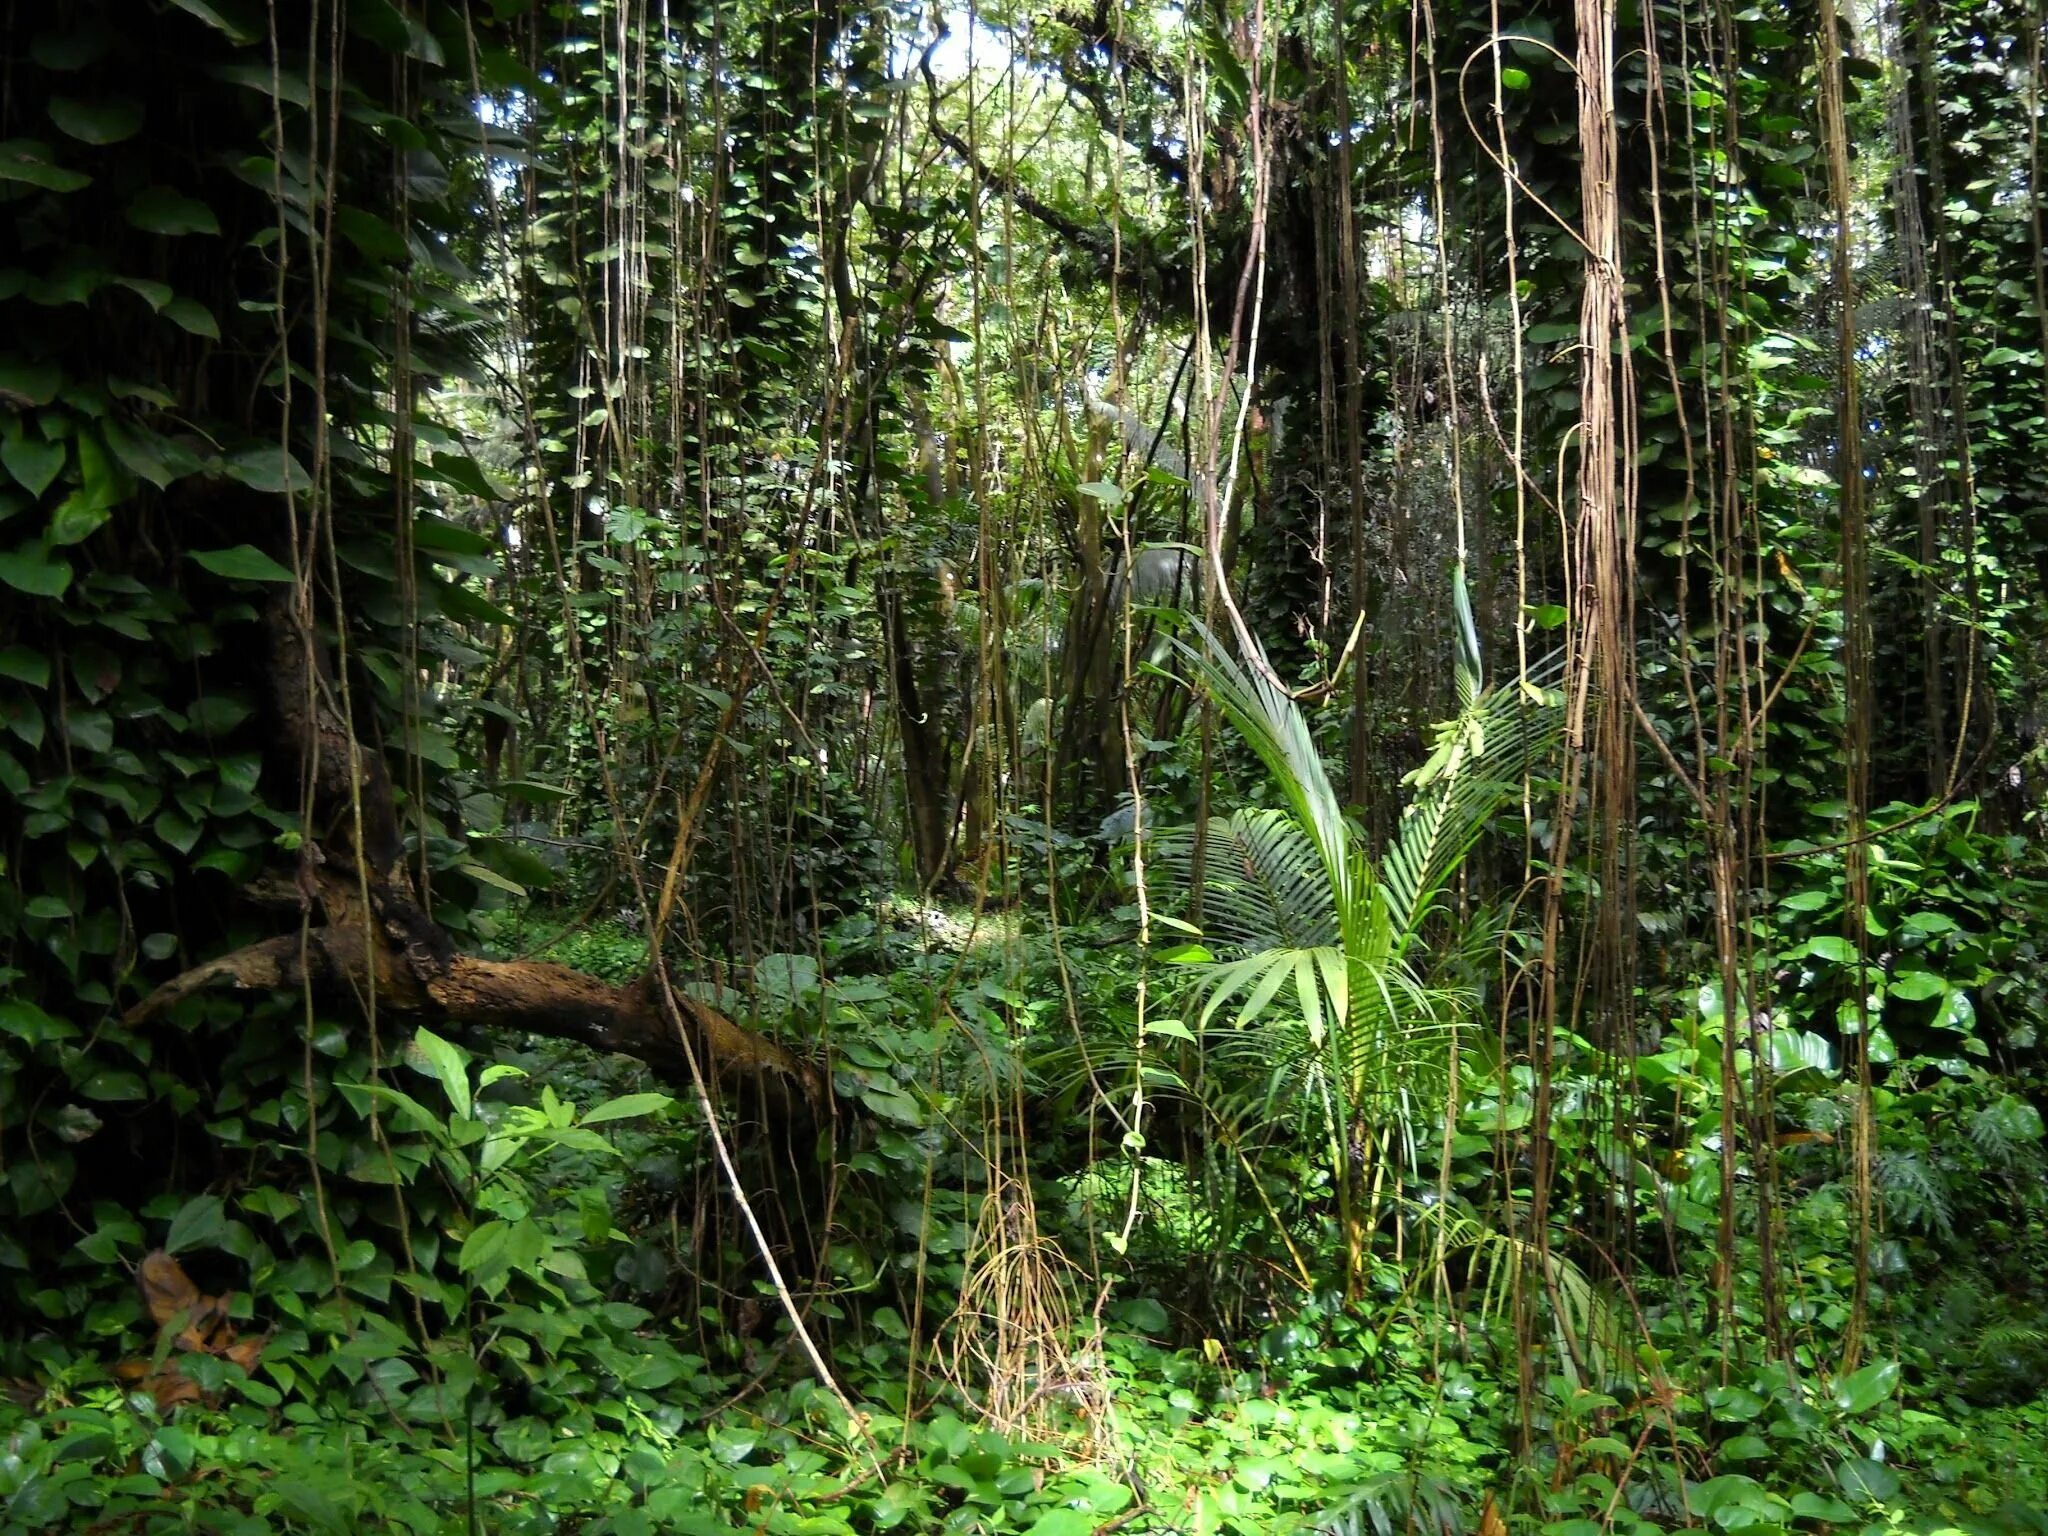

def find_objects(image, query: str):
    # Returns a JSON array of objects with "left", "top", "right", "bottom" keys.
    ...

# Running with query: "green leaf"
[
  {"left": 102, "top": 417, "right": 203, "bottom": 489},
  {"left": 1790, "top": 1492, "right": 1857, "bottom": 1523},
  {"left": 0, "top": 646, "right": 49, "bottom": 687},
  {"left": 1831, "top": 1359, "right": 1898, "bottom": 1414},
  {"left": 498, "top": 779, "right": 573, "bottom": 804},
  {"left": 30, "top": 30, "right": 112, "bottom": 71},
  {"left": 1500, "top": 66, "right": 1531, "bottom": 89},
  {"left": 1886, "top": 968, "right": 1945, "bottom": 1002},
  {"left": 155, "top": 810, "right": 201, "bottom": 855},
  {"left": 1835, "top": 1455, "right": 1899, "bottom": 1502},
  {"left": 1022, "top": 1510, "right": 1097, "bottom": 1536},
  {"left": 0, "top": 357, "right": 64, "bottom": 406},
  {"left": 1791, "top": 934, "right": 1857, "bottom": 965},
  {"left": 189, "top": 545, "right": 296, "bottom": 583},
  {"left": 406, "top": 1026, "right": 472, "bottom": 1120},
  {"left": 0, "top": 139, "right": 92, "bottom": 193},
  {"left": 861, "top": 1085, "right": 925, "bottom": 1126},
  {"left": 112, "top": 277, "right": 173, "bottom": 313},
  {"left": 1765, "top": 1029, "right": 1835, "bottom": 1078},
  {"left": 79, "top": 1070, "right": 146, "bottom": 1101},
  {"left": 222, "top": 445, "right": 312, "bottom": 495},
  {"left": 1775, "top": 887, "right": 1832, "bottom": 912},
  {"left": 581, "top": 1092, "right": 676, "bottom": 1126},
  {"left": 426, "top": 451, "right": 511, "bottom": 501},
  {"left": 410, "top": 514, "right": 495, "bottom": 555},
  {"left": 165, "top": 1194, "right": 226, "bottom": 1255},
  {"left": 47, "top": 493, "right": 110, "bottom": 546},
  {"left": 47, "top": 97, "right": 144, "bottom": 145},
  {"left": 333, "top": 205, "right": 411, "bottom": 263},
  {"left": 2, "top": 433, "right": 66, "bottom": 499},
  {"left": 166, "top": 0, "right": 261, "bottom": 44},
  {"left": 1899, "top": 910, "right": 1959, "bottom": 938},
  {"left": 459, "top": 1219, "right": 511, "bottom": 1279},
  {"left": 126, "top": 187, "right": 221, "bottom": 236},
  {"left": 0, "top": 542, "right": 71, "bottom": 597},
  {"left": 160, "top": 297, "right": 220, "bottom": 341},
  {"left": 0, "top": 999, "right": 63, "bottom": 1043}
]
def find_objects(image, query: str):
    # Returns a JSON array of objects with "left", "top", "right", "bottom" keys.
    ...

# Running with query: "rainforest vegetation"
[{"left": 5, "top": 0, "right": 2048, "bottom": 1530}]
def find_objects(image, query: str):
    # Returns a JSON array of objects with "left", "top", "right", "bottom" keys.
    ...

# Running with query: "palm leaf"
[
  {"left": 1166, "top": 622, "right": 1363, "bottom": 937},
  {"left": 1382, "top": 648, "right": 1564, "bottom": 941},
  {"left": 1149, "top": 810, "right": 1337, "bottom": 954}
]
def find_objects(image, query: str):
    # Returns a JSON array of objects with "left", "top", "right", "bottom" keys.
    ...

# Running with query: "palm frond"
[
  {"left": 1383, "top": 648, "right": 1564, "bottom": 941},
  {"left": 1423, "top": 1203, "right": 1622, "bottom": 1391},
  {"left": 1149, "top": 810, "right": 1338, "bottom": 954},
  {"left": 1167, "top": 623, "right": 1363, "bottom": 931}
]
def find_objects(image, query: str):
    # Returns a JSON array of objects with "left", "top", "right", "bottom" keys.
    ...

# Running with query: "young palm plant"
[{"left": 1154, "top": 573, "right": 1561, "bottom": 1290}]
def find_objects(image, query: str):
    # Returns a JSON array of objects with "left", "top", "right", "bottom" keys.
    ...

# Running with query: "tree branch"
[
  {"left": 127, "top": 932, "right": 823, "bottom": 1118},
  {"left": 918, "top": 35, "right": 1172, "bottom": 292},
  {"left": 129, "top": 600, "right": 825, "bottom": 1125}
]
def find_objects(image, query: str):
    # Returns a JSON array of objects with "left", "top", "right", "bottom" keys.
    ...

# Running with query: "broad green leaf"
[
  {"left": 48, "top": 491, "right": 111, "bottom": 546},
  {"left": 47, "top": 96, "right": 145, "bottom": 145},
  {"left": 1775, "top": 887, "right": 1832, "bottom": 912},
  {"left": 1790, "top": 1492, "right": 1857, "bottom": 1523},
  {"left": 161, "top": 297, "right": 220, "bottom": 341},
  {"left": 1835, "top": 1455, "right": 1900, "bottom": 1501},
  {"left": 2, "top": 433, "right": 65, "bottom": 499},
  {"left": 102, "top": 416, "right": 203, "bottom": 489},
  {"left": 1703, "top": 1384, "right": 1766, "bottom": 1422},
  {"left": 189, "top": 544, "right": 295, "bottom": 583},
  {"left": 126, "top": 186, "right": 220, "bottom": 236},
  {"left": 167, "top": 0, "right": 261, "bottom": 44},
  {"left": 406, "top": 1026, "right": 471, "bottom": 1120},
  {"left": 426, "top": 450, "right": 511, "bottom": 501},
  {"left": 0, "top": 357, "right": 63, "bottom": 406},
  {"left": 0, "top": 139, "right": 91, "bottom": 192},
  {"left": 498, "top": 779, "right": 573, "bottom": 804},
  {"left": 1899, "top": 911, "right": 1959, "bottom": 938},
  {"left": 459, "top": 1218, "right": 510, "bottom": 1277},
  {"left": 0, "top": 646, "right": 49, "bottom": 687},
  {"left": 1886, "top": 968, "right": 1945, "bottom": 1002},
  {"left": 0, "top": 542, "right": 71, "bottom": 597},
  {"left": 79, "top": 1070, "right": 146, "bottom": 1101},
  {"left": 581, "top": 1092, "right": 675, "bottom": 1126},
  {"left": 164, "top": 1194, "right": 226, "bottom": 1255},
  {"left": 1022, "top": 1510, "right": 1097, "bottom": 1536},
  {"left": 1831, "top": 1358, "right": 1898, "bottom": 1414},
  {"left": 29, "top": 31, "right": 110, "bottom": 71},
  {"left": 861, "top": 1084, "right": 925, "bottom": 1126},
  {"left": 1765, "top": 1029, "right": 1835, "bottom": 1078},
  {"left": 333, "top": 205, "right": 410, "bottom": 262},
  {"left": 0, "top": 999, "right": 63, "bottom": 1043},
  {"left": 459, "top": 860, "right": 525, "bottom": 897},
  {"left": 1792, "top": 934, "right": 1857, "bottom": 965}
]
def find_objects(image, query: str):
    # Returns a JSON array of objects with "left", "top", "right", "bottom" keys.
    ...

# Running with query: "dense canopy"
[{"left": 4, "top": 0, "right": 2048, "bottom": 1531}]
